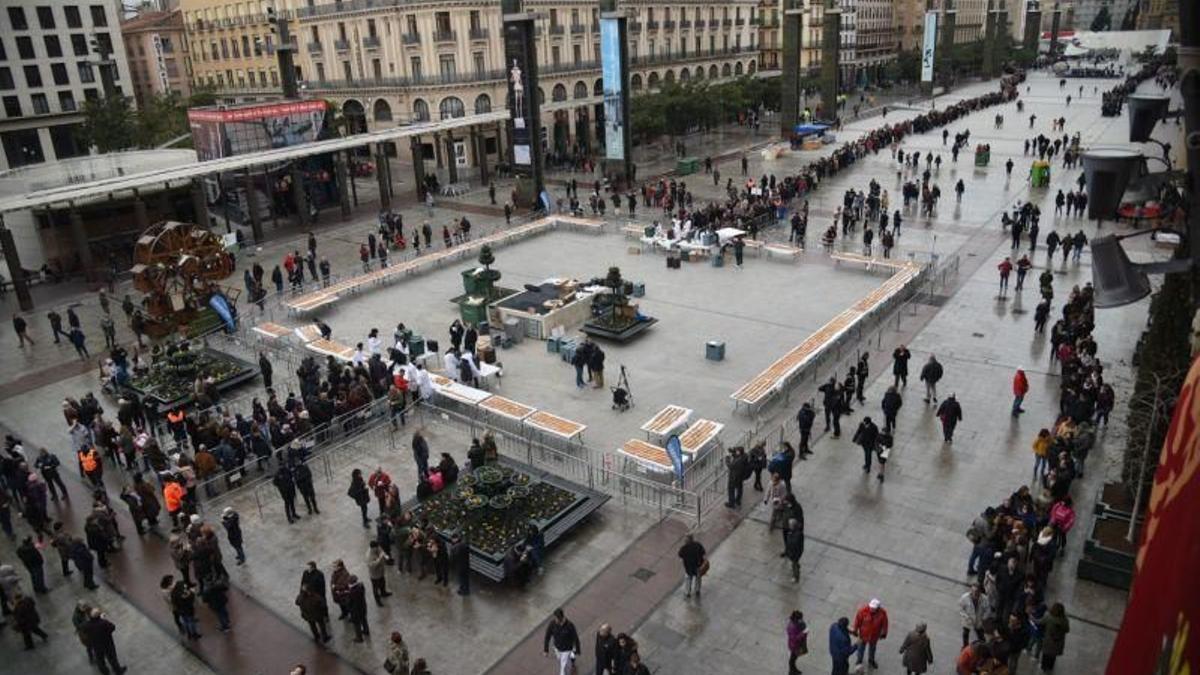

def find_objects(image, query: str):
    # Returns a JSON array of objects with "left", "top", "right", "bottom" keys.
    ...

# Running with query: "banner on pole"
[{"left": 921, "top": 12, "right": 938, "bottom": 82}]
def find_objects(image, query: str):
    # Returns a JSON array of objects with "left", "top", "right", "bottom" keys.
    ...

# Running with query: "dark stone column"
[
  {"left": 982, "top": 0, "right": 997, "bottom": 78},
  {"left": 132, "top": 190, "right": 149, "bottom": 232},
  {"left": 290, "top": 164, "right": 308, "bottom": 227},
  {"left": 472, "top": 127, "right": 490, "bottom": 184},
  {"left": 1049, "top": 2, "right": 1061, "bottom": 57},
  {"left": 410, "top": 135, "right": 426, "bottom": 200},
  {"left": 335, "top": 151, "right": 352, "bottom": 220},
  {"left": 1023, "top": 6, "right": 1042, "bottom": 52},
  {"left": 68, "top": 205, "right": 94, "bottom": 275},
  {"left": 780, "top": 2, "right": 803, "bottom": 136},
  {"left": 244, "top": 170, "right": 263, "bottom": 243},
  {"left": 445, "top": 135, "right": 459, "bottom": 184},
  {"left": 940, "top": 1, "right": 957, "bottom": 91},
  {"left": 0, "top": 218, "right": 33, "bottom": 310},
  {"left": 191, "top": 177, "right": 209, "bottom": 227},
  {"left": 820, "top": 4, "right": 842, "bottom": 121},
  {"left": 376, "top": 143, "right": 392, "bottom": 211}
]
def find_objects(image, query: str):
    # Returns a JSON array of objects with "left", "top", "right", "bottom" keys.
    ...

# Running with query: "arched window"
[
  {"left": 748, "top": 60, "right": 757, "bottom": 74},
  {"left": 679, "top": 68, "right": 690, "bottom": 82},
  {"left": 412, "top": 98, "right": 430, "bottom": 122},
  {"left": 664, "top": 70, "right": 675, "bottom": 84},
  {"left": 694, "top": 66, "right": 705, "bottom": 80},
  {"left": 593, "top": 78, "right": 603, "bottom": 96},
  {"left": 373, "top": 99, "right": 393, "bottom": 122},
  {"left": 631, "top": 73, "right": 643, "bottom": 91},
  {"left": 439, "top": 96, "right": 465, "bottom": 119},
  {"left": 552, "top": 83, "right": 567, "bottom": 102},
  {"left": 709, "top": 64, "right": 719, "bottom": 79},
  {"left": 342, "top": 99, "right": 367, "bottom": 134},
  {"left": 734, "top": 62, "right": 744, "bottom": 76},
  {"left": 721, "top": 63, "right": 732, "bottom": 77},
  {"left": 474, "top": 94, "right": 492, "bottom": 114},
  {"left": 647, "top": 72, "right": 660, "bottom": 89},
  {"left": 573, "top": 81, "right": 588, "bottom": 99}
]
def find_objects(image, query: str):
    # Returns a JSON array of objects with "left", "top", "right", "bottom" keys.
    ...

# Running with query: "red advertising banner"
[
  {"left": 187, "top": 100, "right": 327, "bottom": 160},
  {"left": 1106, "top": 354, "right": 1200, "bottom": 674}
]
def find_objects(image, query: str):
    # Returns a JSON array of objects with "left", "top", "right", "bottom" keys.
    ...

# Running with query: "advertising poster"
[
  {"left": 187, "top": 100, "right": 327, "bottom": 160},
  {"left": 600, "top": 18, "right": 625, "bottom": 161},
  {"left": 921, "top": 12, "right": 938, "bottom": 83},
  {"left": 504, "top": 24, "right": 534, "bottom": 169}
]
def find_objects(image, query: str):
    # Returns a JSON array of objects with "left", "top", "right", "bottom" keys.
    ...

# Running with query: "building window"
[
  {"left": 50, "top": 62, "right": 67, "bottom": 85},
  {"left": 220, "top": 38, "right": 228, "bottom": 59},
  {"left": 3, "top": 95, "right": 21, "bottom": 117},
  {"left": 269, "top": 69, "right": 278, "bottom": 85},
  {"left": 316, "top": 62, "right": 326, "bottom": 81},
  {"left": 2, "top": 129, "right": 45, "bottom": 167},
  {"left": 241, "top": 36, "right": 250, "bottom": 57},
  {"left": 0, "top": 67, "right": 10, "bottom": 89},
  {"left": 78, "top": 62, "right": 94, "bottom": 83},
  {"left": 231, "top": 38, "right": 240, "bottom": 58},
  {"left": 210, "top": 41, "right": 218, "bottom": 60},
  {"left": 469, "top": 10, "right": 481, "bottom": 31},
  {"left": 31, "top": 93, "right": 49, "bottom": 114},
  {"left": 7, "top": 7, "right": 27, "bottom": 31},
  {"left": 64, "top": 6, "right": 81, "bottom": 28},
  {"left": 412, "top": 98, "right": 429, "bottom": 121},
  {"left": 435, "top": 12, "right": 451, "bottom": 34},
  {"left": 68, "top": 34, "right": 86, "bottom": 57},
  {"left": 367, "top": 19, "right": 377, "bottom": 38},
  {"left": 253, "top": 36, "right": 262, "bottom": 56},
  {"left": 438, "top": 96, "right": 464, "bottom": 119},
  {"left": 406, "top": 15, "right": 417, "bottom": 35},
  {"left": 0, "top": 38, "right": 6, "bottom": 61},
  {"left": 83, "top": 87, "right": 98, "bottom": 100},
  {"left": 410, "top": 56, "right": 421, "bottom": 79},
  {"left": 49, "top": 124, "right": 84, "bottom": 159},
  {"left": 44, "top": 35, "right": 62, "bottom": 58},
  {"left": 36, "top": 6, "right": 55, "bottom": 29},
  {"left": 24, "top": 65, "right": 42, "bottom": 88},
  {"left": 89, "top": 5, "right": 107, "bottom": 27},
  {"left": 372, "top": 59, "right": 382, "bottom": 79},
  {"left": 573, "top": 44, "right": 581, "bottom": 65},
  {"left": 551, "top": 46, "right": 560, "bottom": 66},
  {"left": 473, "top": 52, "right": 484, "bottom": 74},
  {"left": 438, "top": 54, "right": 455, "bottom": 77},
  {"left": 342, "top": 61, "right": 351, "bottom": 80},
  {"left": 58, "top": 90, "right": 76, "bottom": 111},
  {"left": 16, "top": 37, "right": 34, "bottom": 60}
]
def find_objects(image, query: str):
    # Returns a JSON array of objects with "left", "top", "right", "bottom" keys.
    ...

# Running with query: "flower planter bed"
[
  {"left": 127, "top": 347, "right": 258, "bottom": 409},
  {"left": 1076, "top": 512, "right": 1138, "bottom": 590},
  {"left": 1093, "top": 481, "right": 1140, "bottom": 520},
  {"left": 407, "top": 457, "right": 609, "bottom": 581}
]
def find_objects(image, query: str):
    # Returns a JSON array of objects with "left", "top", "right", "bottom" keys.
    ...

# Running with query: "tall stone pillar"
[
  {"left": 376, "top": 143, "right": 392, "bottom": 211},
  {"left": 820, "top": 3, "right": 842, "bottom": 121},
  {"left": 1023, "top": 3, "right": 1042, "bottom": 52},
  {"left": 780, "top": 1, "right": 803, "bottom": 136},
  {"left": 410, "top": 135, "right": 427, "bottom": 200},
  {"left": 983, "top": 1, "right": 997, "bottom": 78},
  {"left": 0, "top": 217, "right": 33, "bottom": 310},
  {"left": 335, "top": 152, "right": 352, "bottom": 220},
  {"left": 132, "top": 190, "right": 150, "bottom": 232},
  {"left": 995, "top": 1, "right": 1010, "bottom": 73},
  {"left": 1049, "top": 2, "right": 1061, "bottom": 57},
  {"left": 445, "top": 135, "right": 459, "bottom": 184},
  {"left": 244, "top": 170, "right": 264, "bottom": 243},
  {"left": 472, "top": 128, "right": 490, "bottom": 184},
  {"left": 940, "top": 0, "right": 958, "bottom": 91},
  {"left": 191, "top": 177, "right": 209, "bottom": 228},
  {"left": 290, "top": 164, "right": 309, "bottom": 227},
  {"left": 68, "top": 206, "right": 94, "bottom": 275}
]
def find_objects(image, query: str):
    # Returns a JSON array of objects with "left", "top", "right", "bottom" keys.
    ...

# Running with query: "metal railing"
[
  {"left": 302, "top": 68, "right": 506, "bottom": 91},
  {"left": 307, "top": 41, "right": 322, "bottom": 54},
  {"left": 549, "top": 24, "right": 564, "bottom": 35},
  {"left": 469, "top": 27, "right": 488, "bottom": 40},
  {"left": 418, "top": 402, "right": 726, "bottom": 526},
  {"left": 433, "top": 29, "right": 456, "bottom": 43},
  {"left": 570, "top": 23, "right": 585, "bottom": 34},
  {"left": 401, "top": 32, "right": 420, "bottom": 45},
  {"left": 334, "top": 38, "right": 350, "bottom": 51},
  {"left": 363, "top": 35, "right": 381, "bottom": 49}
]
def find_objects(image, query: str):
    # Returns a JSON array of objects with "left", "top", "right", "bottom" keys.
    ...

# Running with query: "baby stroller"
[{"left": 611, "top": 386, "right": 631, "bottom": 412}]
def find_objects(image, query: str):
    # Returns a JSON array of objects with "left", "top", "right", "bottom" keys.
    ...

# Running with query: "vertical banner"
[
  {"left": 502, "top": 11, "right": 545, "bottom": 204},
  {"left": 600, "top": 18, "right": 625, "bottom": 161},
  {"left": 1106, "top": 354, "right": 1200, "bottom": 674},
  {"left": 921, "top": 12, "right": 938, "bottom": 83}
]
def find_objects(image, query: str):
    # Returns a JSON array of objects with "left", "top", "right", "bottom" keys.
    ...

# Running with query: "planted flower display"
[
  {"left": 412, "top": 465, "right": 577, "bottom": 557},
  {"left": 128, "top": 345, "right": 256, "bottom": 407}
]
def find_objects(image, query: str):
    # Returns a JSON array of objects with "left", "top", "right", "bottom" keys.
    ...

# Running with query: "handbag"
[
  {"left": 383, "top": 658, "right": 396, "bottom": 673},
  {"left": 698, "top": 558, "right": 711, "bottom": 577}
]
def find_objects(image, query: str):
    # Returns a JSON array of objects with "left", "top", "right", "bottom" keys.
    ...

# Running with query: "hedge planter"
[{"left": 1093, "top": 482, "right": 1139, "bottom": 520}]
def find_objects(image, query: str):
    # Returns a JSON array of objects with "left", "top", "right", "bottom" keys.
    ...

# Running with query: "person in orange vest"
[
  {"left": 163, "top": 476, "right": 186, "bottom": 531},
  {"left": 850, "top": 598, "right": 889, "bottom": 670},
  {"left": 166, "top": 408, "right": 187, "bottom": 445},
  {"left": 78, "top": 446, "right": 103, "bottom": 488},
  {"left": 1012, "top": 368, "right": 1030, "bottom": 417}
]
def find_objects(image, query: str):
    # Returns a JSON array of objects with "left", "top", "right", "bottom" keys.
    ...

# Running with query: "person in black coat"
[
  {"left": 258, "top": 353, "right": 273, "bottom": 391},
  {"left": 16, "top": 536, "right": 48, "bottom": 594},
  {"left": 881, "top": 386, "right": 903, "bottom": 433},
  {"left": 677, "top": 534, "right": 706, "bottom": 598},
  {"left": 450, "top": 533, "right": 471, "bottom": 596},
  {"left": 724, "top": 448, "right": 748, "bottom": 508},
  {"left": 221, "top": 508, "right": 245, "bottom": 565},
  {"left": 595, "top": 624, "right": 618, "bottom": 675},
  {"left": 919, "top": 355, "right": 944, "bottom": 403},
  {"left": 82, "top": 608, "right": 126, "bottom": 673},
  {"left": 892, "top": 345, "right": 912, "bottom": 388},
  {"left": 785, "top": 520, "right": 805, "bottom": 583},
  {"left": 818, "top": 377, "right": 842, "bottom": 436},
  {"left": 293, "top": 463, "right": 319, "bottom": 515},
  {"left": 796, "top": 403, "right": 815, "bottom": 456},
  {"left": 463, "top": 325, "right": 478, "bottom": 354},
  {"left": 348, "top": 469, "right": 370, "bottom": 528},
  {"left": 432, "top": 537, "right": 450, "bottom": 587},
  {"left": 346, "top": 575, "right": 370, "bottom": 642},
  {"left": 936, "top": 394, "right": 964, "bottom": 442},
  {"left": 273, "top": 465, "right": 299, "bottom": 523},
  {"left": 68, "top": 536, "right": 98, "bottom": 590},
  {"left": 852, "top": 417, "right": 880, "bottom": 476},
  {"left": 588, "top": 344, "right": 606, "bottom": 388}
]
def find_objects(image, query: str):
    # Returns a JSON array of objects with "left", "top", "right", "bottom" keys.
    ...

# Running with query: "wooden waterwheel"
[{"left": 130, "top": 221, "right": 235, "bottom": 333}]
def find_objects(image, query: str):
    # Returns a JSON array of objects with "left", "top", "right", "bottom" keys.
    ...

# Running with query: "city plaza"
[{"left": 0, "top": 67, "right": 1183, "bottom": 674}]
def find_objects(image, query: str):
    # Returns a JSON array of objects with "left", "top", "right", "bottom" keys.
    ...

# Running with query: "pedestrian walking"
[
  {"left": 259, "top": 353, "right": 273, "bottom": 390},
  {"left": 787, "top": 610, "right": 809, "bottom": 675},
  {"left": 69, "top": 536, "right": 97, "bottom": 589},
  {"left": 201, "top": 573, "right": 232, "bottom": 632},
  {"left": 919, "top": 355, "right": 943, "bottom": 403},
  {"left": 12, "top": 592, "right": 49, "bottom": 650},
  {"left": 16, "top": 536, "right": 48, "bottom": 594},
  {"left": 47, "top": 310, "right": 65, "bottom": 343},
  {"left": 899, "top": 623, "right": 934, "bottom": 675},
  {"left": 796, "top": 403, "right": 815, "bottom": 456},
  {"left": 366, "top": 541, "right": 393, "bottom": 605},
  {"left": 678, "top": 534, "right": 706, "bottom": 598},
  {"left": 34, "top": 447, "right": 68, "bottom": 502},
  {"left": 69, "top": 327, "right": 89, "bottom": 359},
  {"left": 852, "top": 417, "right": 880, "bottom": 478},
  {"left": 724, "top": 447, "right": 748, "bottom": 508},
  {"left": 784, "top": 519, "right": 805, "bottom": 583},
  {"left": 13, "top": 314, "right": 34, "bottom": 347},
  {"left": 296, "top": 584, "right": 331, "bottom": 643},
  {"left": 1012, "top": 368, "right": 1029, "bottom": 416},
  {"left": 892, "top": 345, "right": 911, "bottom": 388},
  {"left": 273, "top": 464, "right": 300, "bottom": 524},
  {"left": 348, "top": 468, "right": 371, "bottom": 528},
  {"left": 936, "top": 395, "right": 964, "bottom": 442},
  {"left": 294, "top": 462, "right": 319, "bottom": 515},
  {"left": 542, "top": 608, "right": 582, "bottom": 675},
  {"left": 347, "top": 575, "right": 370, "bottom": 642},
  {"left": 959, "top": 583, "right": 990, "bottom": 647},
  {"left": 170, "top": 578, "right": 202, "bottom": 639},
  {"left": 829, "top": 617, "right": 855, "bottom": 675},
  {"left": 221, "top": 507, "right": 246, "bottom": 565}
]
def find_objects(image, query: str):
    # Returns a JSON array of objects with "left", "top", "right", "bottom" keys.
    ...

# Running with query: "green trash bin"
[
  {"left": 408, "top": 334, "right": 426, "bottom": 358},
  {"left": 676, "top": 157, "right": 699, "bottom": 176}
]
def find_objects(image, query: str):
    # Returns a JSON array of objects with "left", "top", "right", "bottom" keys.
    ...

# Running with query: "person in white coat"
[
  {"left": 443, "top": 350, "right": 460, "bottom": 382},
  {"left": 958, "top": 583, "right": 992, "bottom": 648}
]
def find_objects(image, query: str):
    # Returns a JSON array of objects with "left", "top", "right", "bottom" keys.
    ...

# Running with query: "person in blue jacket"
[{"left": 830, "top": 617, "right": 855, "bottom": 675}]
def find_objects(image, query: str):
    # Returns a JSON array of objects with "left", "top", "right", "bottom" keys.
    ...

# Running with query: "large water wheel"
[{"left": 130, "top": 221, "right": 235, "bottom": 334}]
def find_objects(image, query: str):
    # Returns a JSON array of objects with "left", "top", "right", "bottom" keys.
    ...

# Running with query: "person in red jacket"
[
  {"left": 997, "top": 257, "right": 1013, "bottom": 294},
  {"left": 851, "top": 598, "right": 889, "bottom": 669},
  {"left": 1012, "top": 368, "right": 1029, "bottom": 416}
]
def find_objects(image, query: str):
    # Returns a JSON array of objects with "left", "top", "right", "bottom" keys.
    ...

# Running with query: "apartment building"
[
  {"left": 121, "top": 9, "right": 192, "bottom": 106},
  {"left": 283, "top": 0, "right": 760, "bottom": 158},
  {"left": 1135, "top": 0, "right": 1178, "bottom": 35},
  {"left": 180, "top": 0, "right": 281, "bottom": 100},
  {"left": 0, "top": 1, "right": 135, "bottom": 170},
  {"left": 850, "top": 0, "right": 895, "bottom": 84}
]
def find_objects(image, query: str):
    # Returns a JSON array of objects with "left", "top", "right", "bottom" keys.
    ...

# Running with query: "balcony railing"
[
  {"left": 541, "top": 58, "right": 601, "bottom": 75},
  {"left": 663, "top": 20, "right": 676, "bottom": 30},
  {"left": 307, "top": 41, "right": 322, "bottom": 54},
  {"left": 433, "top": 29, "right": 456, "bottom": 42},
  {"left": 708, "top": 19, "right": 719, "bottom": 27},
  {"left": 401, "top": 32, "right": 420, "bottom": 45},
  {"left": 680, "top": 19, "right": 692, "bottom": 29},
  {"left": 363, "top": 35, "right": 380, "bottom": 49},
  {"left": 334, "top": 38, "right": 350, "bottom": 51},
  {"left": 647, "top": 20, "right": 659, "bottom": 31},
  {"left": 630, "top": 22, "right": 642, "bottom": 32},
  {"left": 724, "top": 19, "right": 733, "bottom": 27},
  {"left": 302, "top": 68, "right": 507, "bottom": 91},
  {"left": 629, "top": 44, "right": 751, "bottom": 67},
  {"left": 735, "top": 18, "right": 745, "bottom": 26},
  {"left": 469, "top": 27, "right": 488, "bottom": 40},
  {"left": 570, "top": 23, "right": 585, "bottom": 34},
  {"left": 549, "top": 24, "right": 564, "bottom": 35}
]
